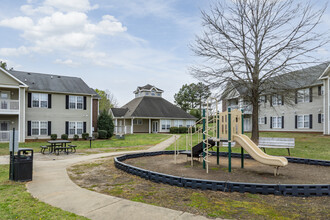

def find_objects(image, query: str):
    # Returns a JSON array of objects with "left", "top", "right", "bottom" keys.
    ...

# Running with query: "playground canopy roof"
[{"left": 111, "top": 96, "right": 196, "bottom": 119}]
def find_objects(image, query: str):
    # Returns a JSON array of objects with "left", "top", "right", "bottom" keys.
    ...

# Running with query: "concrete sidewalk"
[{"left": 25, "top": 135, "right": 221, "bottom": 220}]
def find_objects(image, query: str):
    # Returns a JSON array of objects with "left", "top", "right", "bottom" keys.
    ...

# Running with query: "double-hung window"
[
  {"left": 297, "top": 88, "right": 310, "bottom": 103},
  {"left": 31, "top": 121, "right": 48, "bottom": 135},
  {"left": 272, "top": 117, "right": 282, "bottom": 128},
  {"left": 69, "top": 96, "right": 83, "bottom": 110},
  {"left": 133, "top": 119, "right": 143, "bottom": 125},
  {"left": 32, "top": 93, "right": 48, "bottom": 108},
  {"left": 258, "top": 117, "right": 265, "bottom": 125},
  {"left": 297, "top": 115, "right": 309, "bottom": 128},
  {"left": 161, "top": 120, "right": 171, "bottom": 130},
  {"left": 69, "top": 122, "right": 83, "bottom": 135},
  {"left": 272, "top": 94, "right": 282, "bottom": 106},
  {"left": 186, "top": 120, "right": 195, "bottom": 128},
  {"left": 174, "top": 120, "right": 183, "bottom": 127}
]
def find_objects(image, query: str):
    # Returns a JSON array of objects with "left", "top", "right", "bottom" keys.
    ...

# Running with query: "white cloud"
[
  {"left": 54, "top": 58, "right": 79, "bottom": 66},
  {"left": 44, "top": 0, "right": 98, "bottom": 12},
  {"left": 85, "top": 15, "right": 127, "bottom": 35},
  {"left": 20, "top": 5, "right": 54, "bottom": 15},
  {"left": 0, "top": 46, "right": 30, "bottom": 56},
  {"left": 0, "top": 8, "right": 126, "bottom": 54},
  {"left": 0, "top": 16, "right": 33, "bottom": 30}
]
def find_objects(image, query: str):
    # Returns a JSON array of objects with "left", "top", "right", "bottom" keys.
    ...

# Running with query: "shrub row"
[
  {"left": 169, "top": 126, "right": 195, "bottom": 134},
  {"left": 50, "top": 133, "right": 90, "bottom": 140}
]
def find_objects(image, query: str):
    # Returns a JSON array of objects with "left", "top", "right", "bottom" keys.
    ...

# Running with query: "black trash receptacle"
[{"left": 12, "top": 148, "right": 33, "bottom": 181}]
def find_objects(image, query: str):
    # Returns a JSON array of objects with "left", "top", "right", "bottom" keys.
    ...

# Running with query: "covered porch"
[{"left": 114, "top": 118, "right": 160, "bottom": 135}]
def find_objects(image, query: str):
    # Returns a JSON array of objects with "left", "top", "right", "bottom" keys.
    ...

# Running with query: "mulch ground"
[
  {"left": 125, "top": 154, "right": 330, "bottom": 184},
  {"left": 68, "top": 156, "right": 330, "bottom": 220}
]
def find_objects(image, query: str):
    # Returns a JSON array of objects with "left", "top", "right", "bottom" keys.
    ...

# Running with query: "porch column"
[
  {"left": 131, "top": 118, "right": 133, "bottom": 134},
  {"left": 149, "top": 119, "right": 151, "bottom": 134},
  {"left": 124, "top": 119, "right": 126, "bottom": 134},
  {"left": 115, "top": 119, "right": 118, "bottom": 134}
]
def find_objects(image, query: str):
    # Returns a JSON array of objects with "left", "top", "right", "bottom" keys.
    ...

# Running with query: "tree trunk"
[{"left": 251, "top": 100, "right": 259, "bottom": 144}]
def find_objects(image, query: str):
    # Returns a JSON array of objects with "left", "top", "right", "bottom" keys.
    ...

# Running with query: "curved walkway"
[{"left": 23, "top": 135, "right": 222, "bottom": 220}]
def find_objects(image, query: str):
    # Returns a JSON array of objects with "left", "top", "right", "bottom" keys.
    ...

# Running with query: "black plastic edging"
[{"left": 114, "top": 151, "right": 330, "bottom": 197}]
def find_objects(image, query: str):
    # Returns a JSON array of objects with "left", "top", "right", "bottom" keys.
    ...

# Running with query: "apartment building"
[
  {"left": 222, "top": 63, "right": 330, "bottom": 135},
  {"left": 0, "top": 67, "right": 99, "bottom": 142}
]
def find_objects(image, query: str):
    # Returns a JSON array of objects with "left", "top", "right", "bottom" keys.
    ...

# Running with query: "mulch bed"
[
  {"left": 68, "top": 157, "right": 330, "bottom": 220},
  {"left": 125, "top": 154, "right": 330, "bottom": 184}
]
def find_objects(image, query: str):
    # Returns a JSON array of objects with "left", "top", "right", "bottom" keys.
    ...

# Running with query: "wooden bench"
[{"left": 258, "top": 137, "right": 295, "bottom": 156}]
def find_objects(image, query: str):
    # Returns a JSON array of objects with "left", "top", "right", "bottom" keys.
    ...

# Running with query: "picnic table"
[{"left": 47, "top": 140, "right": 72, "bottom": 155}]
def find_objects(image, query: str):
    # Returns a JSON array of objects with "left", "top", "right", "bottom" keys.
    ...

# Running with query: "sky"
[{"left": 0, "top": 0, "right": 329, "bottom": 106}]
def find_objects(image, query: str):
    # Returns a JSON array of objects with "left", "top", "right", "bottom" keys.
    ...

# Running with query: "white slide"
[{"left": 233, "top": 134, "right": 288, "bottom": 167}]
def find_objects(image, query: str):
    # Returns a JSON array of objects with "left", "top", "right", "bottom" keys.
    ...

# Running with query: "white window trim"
[
  {"left": 133, "top": 119, "right": 143, "bottom": 125},
  {"left": 272, "top": 94, "right": 282, "bottom": 106},
  {"left": 297, "top": 88, "right": 310, "bottom": 103},
  {"left": 161, "top": 120, "right": 171, "bottom": 131},
  {"left": 69, "top": 95, "right": 83, "bottom": 110},
  {"left": 297, "top": 115, "right": 309, "bottom": 128},
  {"left": 258, "top": 117, "right": 265, "bottom": 125},
  {"left": 69, "top": 121, "right": 84, "bottom": 135},
  {"left": 31, "top": 121, "right": 48, "bottom": 136},
  {"left": 272, "top": 116, "right": 282, "bottom": 128},
  {"left": 32, "top": 93, "right": 48, "bottom": 108}
]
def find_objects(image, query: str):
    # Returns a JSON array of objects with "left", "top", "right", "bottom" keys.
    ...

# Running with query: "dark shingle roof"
[
  {"left": 8, "top": 70, "right": 96, "bottom": 95},
  {"left": 223, "top": 62, "right": 329, "bottom": 99},
  {"left": 111, "top": 108, "right": 128, "bottom": 117},
  {"left": 111, "top": 96, "right": 196, "bottom": 119}
]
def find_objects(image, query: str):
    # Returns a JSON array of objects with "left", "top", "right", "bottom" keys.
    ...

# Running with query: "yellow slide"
[{"left": 233, "top": 134, "right": 288, "bottom": 169}]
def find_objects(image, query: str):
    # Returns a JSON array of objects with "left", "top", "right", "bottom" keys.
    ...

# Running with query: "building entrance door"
[{"left": 152, "top": 121, "right": 158, "bottom": 133}]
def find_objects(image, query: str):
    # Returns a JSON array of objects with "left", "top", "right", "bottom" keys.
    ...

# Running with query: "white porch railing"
[
  {"left": 114, "top": 126, "right": 133, "bottom": 134},
  {"left": 228, "top": 104, "right": 252, "bottom": 114},
  {"left": 0, "top": 100, "right": 19, "bottom": 113},
  {"left": 0, "top": 131, "right": 10, "bottom": 142}
]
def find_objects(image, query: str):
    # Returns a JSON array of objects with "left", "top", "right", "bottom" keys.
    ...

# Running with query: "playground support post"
[
  {"left": 202, "top": 109, "right": 206, "bottom": 169},
  {"left": 217, "top": 111, "right": 220, "bottom": 165},
  {"left": 241, "top": 109, "right": 244, "bottom": 168},
  {"left": 228, "top": 108, "right": 232, "bottom": 173}
]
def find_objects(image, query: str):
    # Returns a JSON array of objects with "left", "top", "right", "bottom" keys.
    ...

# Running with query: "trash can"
[{"left": 11, "top": 148, "right": 33, "bottom": 181}]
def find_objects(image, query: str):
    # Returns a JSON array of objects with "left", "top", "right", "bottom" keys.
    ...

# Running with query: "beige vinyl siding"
[
  {"left": 0, "top": 71, "right": 21, "bottom": 86},
  {"left": 259, "top": 85, "right": 323, "bottom": 132},
  {"left": 25, "top": 93, "right": 92, "bottom": 139}
]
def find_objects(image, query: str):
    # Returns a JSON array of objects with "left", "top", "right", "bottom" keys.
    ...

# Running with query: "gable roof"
[
  {"left": 223, "top": 62, "right": 329, "bottom": 99},
  {"left": 0, "top": 67, "right": 28, "bottom": 87},
  {"left": 319, "top": 63, "right": 330, "bottom": 79},
  {"left": 8, "top": 70, "right": 96, "bottom": 95},
  {"left": 134, "top": 84, "right": 164, "bottom": 94},
  {"left": 111, "top": 96, "right": 196, "bottom": 119}
]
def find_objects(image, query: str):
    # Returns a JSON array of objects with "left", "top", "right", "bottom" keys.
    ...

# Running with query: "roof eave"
[
  {"left": 319, "top": 64, "right": 330, "bottom": 79},
  {"left": 0, "top": 67, "right": 28, "bottom": 87}
]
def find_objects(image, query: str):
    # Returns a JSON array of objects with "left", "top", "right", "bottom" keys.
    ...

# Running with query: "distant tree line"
[{"left": 174, "top": 82, "right": 211, "bottom": 119}]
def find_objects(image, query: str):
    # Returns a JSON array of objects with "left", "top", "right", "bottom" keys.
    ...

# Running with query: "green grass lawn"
[
  {"left": 167, "top": 132, "right": 330, "bottom": 160},
  {"left": 0, "top": 165, "right": 87, "bottom": 219},
  {"left": 0, "top": 133, "right": 170, "bottom": 156}
]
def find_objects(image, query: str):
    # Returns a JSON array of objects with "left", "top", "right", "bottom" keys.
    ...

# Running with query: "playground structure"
[{"left": 175, "top": 97, "right": 288, "bottom": 176}]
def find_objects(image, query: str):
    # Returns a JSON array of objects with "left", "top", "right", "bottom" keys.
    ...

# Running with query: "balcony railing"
[
  {"left": 0, "top": 100, "right": 19, "bottom": 113},
  {"left": 0, "top": 131, "right": 10, "bottom": 142},
  {"left": 115, "top": 126, "right": 133, "bottom": 134},
  {"left": 228, "top": 104, "right": 252, "bottom": 114}
]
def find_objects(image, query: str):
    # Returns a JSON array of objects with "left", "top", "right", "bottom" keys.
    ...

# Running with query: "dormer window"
[{"left": 134, "top": 84, "right": 164, "bottom": 97}]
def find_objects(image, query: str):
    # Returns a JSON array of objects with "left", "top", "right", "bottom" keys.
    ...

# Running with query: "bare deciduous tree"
[{"left": 190, "top": 0, "right": 329, "bottom": 142}]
